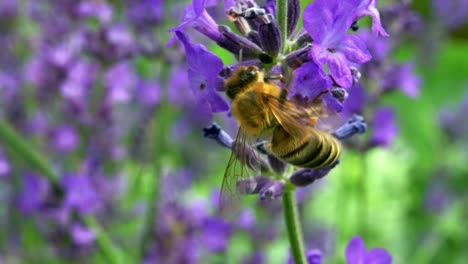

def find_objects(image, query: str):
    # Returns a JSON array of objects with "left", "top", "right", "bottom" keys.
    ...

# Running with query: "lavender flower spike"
[
  {"left": 303, "top": 0, "right": 372, "bottom": 88},
  {"left": 346, "top": 236, "right": 392, "bottom": 264}
]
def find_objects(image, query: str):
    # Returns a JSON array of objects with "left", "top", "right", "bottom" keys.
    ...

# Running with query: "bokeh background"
[{"left": 0, "top": 0, "right": 467, "bottom": 263}]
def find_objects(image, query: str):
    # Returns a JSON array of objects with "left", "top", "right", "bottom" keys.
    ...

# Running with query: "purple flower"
[
  {"left": 433, "top": 0, "right": 468, "bottom": 29},
  {"left": 200, "top": 217, "right": 233, "bottom": 252},
  {"left": 0, "top": 152, "right": 11, "bottom": 178},
  {"left": 17, "top": 173, "right": 50, "bottom": 214},
  {"left": 170, "top": 0, "right": 221, "bottom": 41},
  {"left": 70, "top": 223, "right": 96, "bottom": 245},
  {"left": 62, "top": 173, "right": 102, "bottom": 214},
  {"left": 136, "top": 79, "right": 161, "bottom": 107},
  {"left": 370, "top": 108, "right": 399, "bottom": 147},
  {"left": 346, "top": 236, "right": 392, "bottom": 264},
  {"left": 289, "top": 62, "right": 333, "bottom": 103},
  {"left": 381, "top": 63, "right": 421, "bottom": 98},
  {"left": 105, "top": 61, "right": 138, "bottom": 104},
  {"left": 175, "top": 31, "right": 229, "bottom": 122},
  {"left": 128, "top": 0, "right": 164, "bottom": 27},
  {"left": 50, "top": 125, "right": 80, "bottom": 153},
  {"left": 60, "top": 59, "right": 99, "bottom": 102},
  {"left": 78, "top": 0, "right": 113, "bottom": 24},
  {"left": 303, "top": 0, "right": 372, "bottom": 88},
  {"left": 355, "top": 0, "right": 389, "bottom": 37},
  {"left": 342, "top": 84, "right": 367, "bottom": 117}
]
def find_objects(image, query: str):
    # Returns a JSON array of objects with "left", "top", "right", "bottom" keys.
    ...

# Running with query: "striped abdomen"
[{"left": 269, "top": 126, "right": 341, "bottom": 169}]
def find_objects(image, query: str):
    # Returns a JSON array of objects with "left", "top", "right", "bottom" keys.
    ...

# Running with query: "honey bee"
[{"left": 221, "top": 65, "right": 341, "bottom": 211}]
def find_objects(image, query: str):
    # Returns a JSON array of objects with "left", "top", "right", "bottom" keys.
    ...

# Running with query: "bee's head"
[
  {"left": 238, "top": 66, "right": 259, "bottom": 83},
  {"left": 225, "top": 66, "right": 260, "bottom": 100}
]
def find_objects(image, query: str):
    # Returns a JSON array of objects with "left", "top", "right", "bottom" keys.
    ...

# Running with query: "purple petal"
[
  {"left": 71, "top": 223, "right": 96, "bottom": 246},
  {"left": 327, "top": 53, "right": 353, "bottom": 88},
  {"left": 0, "top": 154, "right": 11, "bottom": 178},
  {"left": 304, "top": 0, "right": 359, "bottom": 43},
  {"left": 355, "top": 0, "right": 389, "bottom": 37},
  {"left": 176, "top": 31, "right": 229, "bottom": 116},
  {"left": 370, "top": 108, "right": 399, "bottom": 147},
  {"left": 17, "top": 173, "right": 50, "bottom": 214},
  {"left": 343, "top": 84, "right": 367, "bottom": 116},
  {"left": 322, "top": 92, "right": 344, "bottom": 112},
  {"left": 382, "top": 63, "right": 421, "bottom": 98},
  {"left": 62, "top": 174, "right": 102, "bottom": 214},
  {"left": 341, "top": 35, "right": 372, "bottom": 64},
  {"left": 50, "top": 125, "right": 80, "bottom": 153},
  {"left": 290, "top": 62, "right": 333, "bottom": 101},
  {"left": 307, "top": 249, "right": 323, "bottom": 264},
  {"left": 346, "top": 236, "right": 367, "bottom": 264},
  {"left": 364, "top": 248, "right": 392, "bottom": 264}
]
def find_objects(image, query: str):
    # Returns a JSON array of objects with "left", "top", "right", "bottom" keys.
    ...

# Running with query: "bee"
[{"left": 221, "top": 65, "right": 341, "bottom": 211}]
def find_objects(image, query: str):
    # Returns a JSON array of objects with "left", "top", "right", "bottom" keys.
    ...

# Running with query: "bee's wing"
[
  {"left": 219, "top": 126, "right": 266, "bottom": 217},
  {"left": 262, "top": 92, "right": 342, "bottom": 135}
]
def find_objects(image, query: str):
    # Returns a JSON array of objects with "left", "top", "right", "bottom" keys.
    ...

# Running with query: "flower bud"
[
  {"left": 333, "top": 115, "right": 367, "bottom": 140},
  {"left": 285, "top": 43, "right": 312, "bottom": 69},
  {"left": 203, "top": 123, "right": 234, "bottom": 148},
  {"left": 287, "top": 0, "right": 301, "bottom": 37},
  {"left": 217, "top": 25, "right": 263, "bottom": 60},
  {"left": 259, "top": 180, "right": 285, "bottom": 200},
  {"left": 289, "top": 161, "right": 339, "bottom": 187},
  {"left": 258, "top": 17, "right": 282, "bottom": 57}
]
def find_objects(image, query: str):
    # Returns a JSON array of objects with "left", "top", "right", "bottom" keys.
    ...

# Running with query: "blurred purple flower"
[
  {"left": 105, "top": 61, "right": 138, "bottom": 104},
  {"left": 238, "top": 208, "right": 256, "bottom": 230},
  {"left": 77, "top": 0, "right": 113, "bottom": 24},
  {"left": 70, "top": 223, "right": 96, "bottom": 245},
  {"left": 0, "top": 152, "right": 11, "bottom": 178},
  {"left": 61, "top": 59, "right": 99, "bottom": 102},
  {"left": 175, "top": 31, "right": 229, "bottom": 121},
  {"left": 0, "top": 0, "right": 18, "bottom": 18},
  {"left": 357, "top": 30, "right": 390, "bottom": 63},
  {"left": 128, "top": 0, "right": 164, "bottom": 27},
  {"left": 50, "top": 125, "right": 80, "bottom": 153},
  {"left": 433, "top": 0, "right": 468, "bottom": 29},
  {"left": 62, "top": 173, "right": 102, "bottom": 214},
  {"left": 303, "top": 0, "right": 372, "bottom": 88},
  {"left": 381, "top": 63, "right": 421, "bottom": 98},
  {"left": 200, "top": 217, "right": 233, "bottom": 252},
  {"left": 439, "top": 95, "right": 468, "bottom": 140},
  {"left": 136, "top": 79, "right": 161, "bottom": 107},
  {"left": 346, "top": 236, "right": 392, "bottom": 264},
  {"left": 17, "top": 173, "right": 50, "bottom": 214},
  {"left": 342, "top": 84, "right": 367, "bottom": 117},
  {"left": 370, "top": 108, "right": 399, "bottom": 147}
]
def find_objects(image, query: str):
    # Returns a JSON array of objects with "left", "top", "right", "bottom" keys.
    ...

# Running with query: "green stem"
[
  {"left": 0, "top": 120, "right": 59, "bottom": 183},
  {"left": 85, "top": 216, "right": 125, "bottom": 264},
  {"left": 283, "top": 186, "right": 307, "bottom": 264},
  {"left": 277, "top": 0, "right": 288, "bottom": 53}
]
